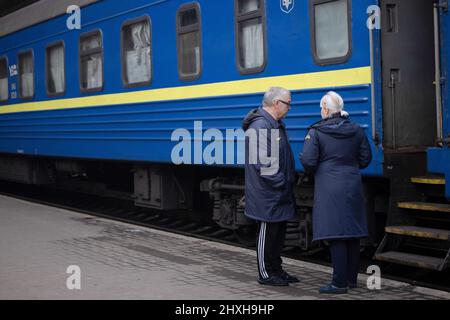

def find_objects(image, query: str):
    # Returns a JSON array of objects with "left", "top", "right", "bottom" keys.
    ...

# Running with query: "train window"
[
  {"left": 235, "top": 0, "right": 267, "bottom": 74},
  {"left": 310, "top": 0, "right": 352, "bottom": 65},
  {"left": 121, "top": 17, "right": 152, "bottom": 87},
  {"left": 238, "top": 0, "right": 260, "bottom": 13},
  {"left": 79, "top": 30, "right": 103, "bottom": 92},
  {"left": 18, "top": 51, "right": 34, "bottom": 99},
  {"left": 177, "top": 3, "right": 202, "bottom": 81},
  {"left": 0, "top": 58, "right": 7, "bottom": 102},
  {"left": 46, "top": 42, "right": 65, "bottom": 96}
]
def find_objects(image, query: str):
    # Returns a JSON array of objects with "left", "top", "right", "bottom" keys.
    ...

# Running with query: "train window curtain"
[
  {"left": 46, "top": 43, "right": 65, "bottom": 95},
  {"left": 122, "top": 18, "right": 152, "bottom": 86},
  {"left": 313, "top": 0, "right": 350, "bottom": 61},
  {"left": 0, "top": 58, "right": 7, "bottom": 101},
  {"left": 79, "top": 31, "right": 103, "bottom": 91},
  {"left": 235, "top": 0, "right": 266, "bottom": 74},
  {"left": 239, "top": 18, "right": 263, "bottom": 68},
  {"left": 18, "top": 51, "right": 34, "bottom": 98},
  {"left": 177, "top": 4, "right": 202, "bottom": 80}
]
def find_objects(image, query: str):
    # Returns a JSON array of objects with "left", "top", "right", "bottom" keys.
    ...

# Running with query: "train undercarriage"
[
  {"left": 0, "top": 149, "right": 449, "bottom": 271},
  {"left": 0, "top": 156, "right": 409, "bottom": 242}
]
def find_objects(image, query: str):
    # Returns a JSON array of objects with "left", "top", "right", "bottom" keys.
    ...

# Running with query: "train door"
[
  {"left": 438, "top": 0, "right": 450, "bottom": 142},
  {"left": 381, "top": 0, "right": 438, "bottom": 150}
]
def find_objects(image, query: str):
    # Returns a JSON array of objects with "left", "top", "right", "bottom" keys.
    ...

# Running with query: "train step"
[
  {"left": 397, "top": 202, "right": 450, "bottom": 213},
  {"left": 374, "top": 175, "right": 450, "bottom": 271},
  {"left": 410, "top": 175, "right": 446, "bottom": 185},
  {"left": 374, "top": 251, "right": 445, "bottom": 271},
  {"left": 385, "top": 225, "right": 450, "bottom": 241},
  {"left": 374, "top": 223, "right": 450, "bottom": 271}
]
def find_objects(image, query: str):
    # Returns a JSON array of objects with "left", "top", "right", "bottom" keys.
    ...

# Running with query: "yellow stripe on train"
[{"left": 0, "top": 66, "right": 372, "bottom": 115}]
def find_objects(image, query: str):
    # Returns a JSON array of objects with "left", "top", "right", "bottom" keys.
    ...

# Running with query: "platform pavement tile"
[{"left": 2, "top": 196, "right": 449, "bottom": 300}]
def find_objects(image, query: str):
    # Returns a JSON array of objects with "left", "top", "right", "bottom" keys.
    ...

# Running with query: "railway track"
[{"left": 1, "top": 180, "right": 450, "bottom": 294}]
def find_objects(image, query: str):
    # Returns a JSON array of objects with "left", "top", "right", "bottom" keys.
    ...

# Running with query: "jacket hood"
[
  {"left": 242, "top": 108, "right": 264, "bottom": 130},
  {"left": 312, "top": 114, "right": 360, "bottom": 139}
]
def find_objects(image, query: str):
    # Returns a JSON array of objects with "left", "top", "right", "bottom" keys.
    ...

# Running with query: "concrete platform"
[{"left": 0, "top": 194, "right": 449, "bottom": 300}]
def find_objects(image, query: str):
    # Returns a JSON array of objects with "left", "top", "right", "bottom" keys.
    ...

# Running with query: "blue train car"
[
  {"left": 0, "top": 0, "right": 379, "bottom": 172},
  {"left": 428, "top": 0, "right": 450, "bottom": 200},
  {"left": 0, "top": 0, "right": 449, "bottom": 270}
]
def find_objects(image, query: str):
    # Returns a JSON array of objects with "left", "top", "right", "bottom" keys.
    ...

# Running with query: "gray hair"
[
  {"left": 263, "top": 87, "right": 291, "bottom": 107},
  {"left": 320, "top": 91, "right": 344, "bottom": 113}
]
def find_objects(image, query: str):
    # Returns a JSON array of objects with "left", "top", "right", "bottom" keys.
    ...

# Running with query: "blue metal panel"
[
  {"left": 428, "top": 146, "right": 450, "bottom": 199},
  {"left": 426, "top": 2, "right": 450, "bottom": 200},
  {"left": 0, "top": 0, "right": 383, "bottom": 177},
  {"left": 439, "top": 0, "right": 450, "bottom": 138}
]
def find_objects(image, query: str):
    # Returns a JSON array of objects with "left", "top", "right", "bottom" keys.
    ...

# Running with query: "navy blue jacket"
[
  {"left": 300, "top": 113, "right": 372, "bottom": 241},
  {"left": 242, "top": 107, "right": 297, "bottom": 222}
]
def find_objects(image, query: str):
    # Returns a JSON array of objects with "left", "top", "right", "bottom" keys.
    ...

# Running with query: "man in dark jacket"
[
  {"left": 242, "top": 87, "right": 298, "bottom": 286},
  {"left": 300, "top": 91, "right": 372, "bottom": 294}
]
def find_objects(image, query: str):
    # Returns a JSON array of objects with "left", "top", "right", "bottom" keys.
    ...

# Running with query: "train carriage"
[{"left": 0, "top": 0, "right": 449, "bottom": 271}]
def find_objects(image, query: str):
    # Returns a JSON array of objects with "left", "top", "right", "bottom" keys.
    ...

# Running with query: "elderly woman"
[{"left": 300, "top": 91, "right": 372, "bottom": 294}]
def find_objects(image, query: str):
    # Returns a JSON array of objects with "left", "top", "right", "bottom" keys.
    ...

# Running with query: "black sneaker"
[
  {"left": 318, "top": 284, "right": 348, "bottom": 294},
  {"left": 258, "top": 275, "right": 289, "bottom": 286},
  {"left": 278, "top": 271, "right": 299, "bottom": 283}
]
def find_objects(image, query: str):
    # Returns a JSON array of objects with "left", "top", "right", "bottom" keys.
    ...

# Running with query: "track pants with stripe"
[{"left": 257, "top": 221, "right": 287, "bottom": 279}]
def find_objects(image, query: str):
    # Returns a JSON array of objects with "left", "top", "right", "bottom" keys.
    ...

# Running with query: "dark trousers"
[
  {"left": 256, "top": 221, "right": 287, "bottom": 279},
  {"left": 328, "top": 239, "right": 361, "bottom": 288}
]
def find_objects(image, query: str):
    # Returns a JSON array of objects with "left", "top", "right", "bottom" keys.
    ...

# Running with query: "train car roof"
[{"left": 0, "top": 0, "right": 100, "bottom": 37}]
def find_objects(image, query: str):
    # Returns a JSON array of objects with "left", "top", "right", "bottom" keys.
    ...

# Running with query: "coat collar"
[{"left": 308, "top": 112, "right": 346, "bottom": 130}]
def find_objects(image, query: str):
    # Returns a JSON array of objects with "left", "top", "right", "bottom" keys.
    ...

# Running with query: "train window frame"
[
  {"left": 309, "top": 0, "right": 353, "bottom": 66},
  {"left": 79, "top": 29, "right": 104, "bottom": 93},
  {"left": 121, "top": 15, "right": 153, "bottom": 88},
  {"left": 234, "top": 0, "right": 268, "bottom": 75},
  {"left": 0, "top": 56, "right": 8, "bottom": 102},
  {"left": 45, "top": 41, "right": 66, "bottom": 97},
  {"left": 18, "top": 49, "right": 35, "bottom": 100},
  {"left": 176, "top": 2, "right": 202, "bottom": 81}
]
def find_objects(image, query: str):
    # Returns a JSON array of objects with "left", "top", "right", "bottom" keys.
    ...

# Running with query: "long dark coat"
[
  {"left": 300, "top": 113, "right": 372, "bottom": 241},
  {"left": 242, "top": 107, "right": 297, "bottom": 222}
]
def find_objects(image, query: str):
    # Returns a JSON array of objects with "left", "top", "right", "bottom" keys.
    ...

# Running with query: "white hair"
[
  {"left": 263, "top": 87, "right": 291, "bottom": 107},
  {"left": 320, "top": 91, "right": 344, "bottom": 113}
]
